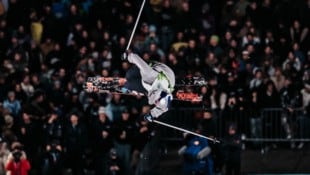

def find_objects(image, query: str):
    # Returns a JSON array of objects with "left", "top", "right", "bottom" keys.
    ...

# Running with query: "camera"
[
  {"left": 50, "top": 143, "right": 58, "bottom": 151},
  {"left": 13, "top": 151, "right": 22, "bottom": 162}
]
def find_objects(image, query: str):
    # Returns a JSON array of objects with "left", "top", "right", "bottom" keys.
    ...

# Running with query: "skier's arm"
[
  {"left": 178, "top": 145, "right": 187, "bottom": 155},
  {"left": 197, "top": 147, "right": 211, "bottom": 159}
]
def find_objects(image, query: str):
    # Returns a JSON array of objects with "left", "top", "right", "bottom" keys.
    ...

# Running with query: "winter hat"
[
  {"left": 4, "top": 115, "right": 13, "bottom": 128},
  {"left": 252, "top": 67, "right": 262, "bottom": 75},
  {"left": 122, "top": 107, "right": 129, "bottom": 114},
  {"left": 242, "top": 50, "right": 249, "bottom": 55},
  {"left": 149, "top": 25, "right": 157, "bottom": 33},
  {"left": 98, "top": 106, "right": 106, "bottom": 114},
  {"left": 210, "top": 35, "right": 219, "bottom": 44}
]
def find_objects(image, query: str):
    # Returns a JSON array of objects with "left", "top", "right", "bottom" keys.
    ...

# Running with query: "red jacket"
[{"left": 5, "top": 160, "right": 31, "bottom": 175}]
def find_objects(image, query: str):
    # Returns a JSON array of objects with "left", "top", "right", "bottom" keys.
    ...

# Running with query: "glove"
[
  {"left": 144, "top": 113, "right": 154, "bottom": 122},
  {"left": 121, "top": 51, "right": 129, "bottom": 61},
  {"left": 197, "top": 147, "right": 211, "bottom": 159},
  {"left": 178, "top": 146, "right": 187, "bottom": 155}
]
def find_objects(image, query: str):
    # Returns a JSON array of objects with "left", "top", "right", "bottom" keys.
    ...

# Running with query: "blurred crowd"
[{"left": 0, "top": 0, "right": 309, "bottom": 175}]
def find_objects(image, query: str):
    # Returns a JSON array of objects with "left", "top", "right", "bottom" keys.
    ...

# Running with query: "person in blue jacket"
[{"left": 178, "top": 132, "right": 214, "bottom": 175}]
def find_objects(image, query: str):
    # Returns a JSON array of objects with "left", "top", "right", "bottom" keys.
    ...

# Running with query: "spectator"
[
  {"left": 23, "top": 89, "right": 48, "bottom": 120},
  {"left": 296, "top": 78, "right": 310, "bottom": 149},
  {"left": 261, "top": 54, "right": 275, "bottom": 77},
  {"left": 262, "top": 30, "right": 275, "bottom": 49},
  {"left": 249, "top": 68, "right": 264, "bottom": 91},
  {"left": 1, "top": 112, "right": 16, "bottom": 143},
  {"left": 178, "top": 132, "right": 213, "bottom": 175},
  {"left": 199, "top": 109, "right": 216, "bottom": 138},
  {"left": 282, "top": 51, "right": 302, "bottom": 74},
  {"left": 28, "top": 41, "right": 43, "bottom": 74},
  {"left": 185, "top": 38, "right": 200, "bottom": 70},
  {"left": 208, "top": 77, "right": 227, "bottom": 111},
  {"left": 92, "top": 106, "right": 113, "bottom": 175},
  {"left": 0, "top": 1, "right": 6, "bottom": 17},
  {"left": 105, "top": 94, "right": 126, "bottom": 122},
  {"left": 278, "top": 77, "right": 302, "bottom": 140},
  {"left": 63, "top": 87, "right": 83, "bottom": 115},
  {"left": 159, "top": 0, "right": 175, "bottom": 52},
  {"left": 290, "top": 20, "right": 309, "bottom": 44},
  {"left": 207, "top": 35, "right": 223, "bottom": 59},
  {"left": 0, "top": 139, "right": 10, "bottom": 175},
  {"left": 260, "top": 81, "right": 282, "bottom": 147},
  {"left": 147, "top": 42, "right": 165, "bottom": 62},
  {"left": 20, "top": 75, "right": 34, "bottom": 97},
  {"left": 30, "top": 11, "right": 43, "bottom": 45},
  {"left": 84, "top": 93, "right": 101, "bottom": 124},
  {"left": 270, "top": 67, "right": 286, "bottom": 92},
  {"left": 144, "top": 25, "right": 160, "bottom": 51},
  {"left": 41, "top": 140, "right": 64, "bottom": 175},
  {"left": 167, "top": 52, "right": 186, "bottom": 79},
  {"left": 170, "top": 31, "right": 188, "bottom": 53},
  {"left": 234, "top": 0, "right": 250, "bottom": 20},
  {"left": 3, "top": 91, "right": 21, "bottom": 117},
  {"left": 0, "top": 75, "right": 9, "bottom": 102},
  {"left": 107, "top": 148, "right": 122, "bottom": 175},
  {"left": 63, "top": 113, "right": 88, "bottom": 175},
  {"left": 223, "top": 124, "right": 241, "bottom": 175},
  {"left": 113, "top": 108, "right": 135, "bottom": 174},
  {"left": 260, "top": 0, "right": 273, "bottom": 31},
  {"left": 49, "top": 80, "right": 65, "bottom": 111},
  {"left": 5, "top": 142, "right": 31, "bottom": 175},
  {"left": 13, "top": 83, "right": 27, "bottom": 104},
  {"left": 292, "top": 42, "right": 305, "bottom": 63},
  {"left": 131, "top": 105, "right": 155, "bottom": 173},
  {"left": 174, "top": 1, "right": 193, "bottom": 33},
  {"left": 224, "top": 71, "right": 239, "bottom": 96},
  {"left": 18, "top": 112, "right": 41, "bottom": 167},
  {"left": 259, "top": 80, "right": 281, "bottom": 108},
  {"left": 280, "top": 77, "right": 302, "bottom": 110},
  {"left": 301, "top": 71, "right": 310, "bottom": 110},
  {"left": 221, "top": 92, "right": 241, "bottom": 133},
  {"left": 42, "top": 113, "right": 63, "bottom": 145},
  {"left": 224, "top": 48, "right": 239, "bottom": 73}
]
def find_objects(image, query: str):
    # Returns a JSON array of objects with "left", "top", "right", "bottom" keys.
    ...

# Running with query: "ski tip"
[
  {"left": 211, "top": 138, "right": 220, "bottom": 144},
  {"left": 215, "top": 139, "right": 220, "bottom": 144}
]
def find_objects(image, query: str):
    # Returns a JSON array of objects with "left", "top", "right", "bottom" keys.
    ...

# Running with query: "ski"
[{"left": 84, "top": 77, "right": 203, "bottom": 103}]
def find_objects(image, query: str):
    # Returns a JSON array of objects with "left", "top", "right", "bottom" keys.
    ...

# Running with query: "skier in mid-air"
[
  {"left": 121, "top": 51, "right": 175, "bottom": 122},
  {"left": 86, "top": 51, "right": 175, "bottom": 122}
]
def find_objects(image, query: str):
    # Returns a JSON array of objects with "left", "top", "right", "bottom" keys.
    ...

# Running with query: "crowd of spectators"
[{"left": 0, "top": 0, "right": 309, "bottom": 174}]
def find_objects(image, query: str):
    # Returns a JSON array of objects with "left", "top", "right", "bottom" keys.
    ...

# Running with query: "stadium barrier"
[{"left": 158, "top": 108, "right": 310, "bottom": 142}]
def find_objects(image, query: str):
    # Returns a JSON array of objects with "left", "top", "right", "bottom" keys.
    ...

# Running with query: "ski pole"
[
  {"left": 153, "top": 119, "right": 220, "bottom": 143},
  {"left": 126, "top": 0, "right": 146, "bottom": 51}
]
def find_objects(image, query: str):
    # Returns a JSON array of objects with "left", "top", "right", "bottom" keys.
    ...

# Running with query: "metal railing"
[{"left": 157, "top": 107, "right": 310, "bottom": 142}]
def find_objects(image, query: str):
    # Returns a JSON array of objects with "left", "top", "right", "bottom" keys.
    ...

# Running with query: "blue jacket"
[
  {"left": 183, "top": 136, "right": 213, "bottom": 175},
  {"left": 3, "top": 99, "right": 21, "bottom": 117}
]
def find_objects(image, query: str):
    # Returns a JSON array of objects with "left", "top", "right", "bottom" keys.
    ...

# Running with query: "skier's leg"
[{"left": 127, "top": 53, "right": 158, "bottom": 85}]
